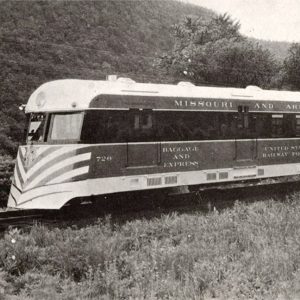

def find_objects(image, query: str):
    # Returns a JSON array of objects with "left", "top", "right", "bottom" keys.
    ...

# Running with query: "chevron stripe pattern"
[{"left": 13, "top": 145, "right": 91, "bottom": 192}]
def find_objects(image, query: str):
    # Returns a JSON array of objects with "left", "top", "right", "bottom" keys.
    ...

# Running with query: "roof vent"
[
  {"left": 246, "top": 85, "right": 262, "bottom": 92},
  {"left": 106, "top": 75, "right": 118, "bottom": 81},
  {"left": 177, "top": 81, "right": 195, "bottom": 87},
  {"left": 117, "top": 77, "right": 136, "bottom": 84}
]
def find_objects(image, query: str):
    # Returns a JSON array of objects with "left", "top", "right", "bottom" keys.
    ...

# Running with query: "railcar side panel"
[{"left": 89, "top": 139, "right": 300, "bottom": 178}]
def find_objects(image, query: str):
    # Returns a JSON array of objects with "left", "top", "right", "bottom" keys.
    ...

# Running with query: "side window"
[
  {"left": 253, "top": 114, "right": 271, "bottom": 138},
  {"left": 193, "top": 113, "right": 218, "bottom": 140},
  {"left": 156, "top": 112, "right": 191, "bottom": 141},
  {"left": 218, "top": 113, "right": 236, "bottom": 139},
  {"left": 81, "top": 111, "right": 106, "bottom": 143},
  {"left": 81, "top": 110, "right": 131, "bottom": 143},
  {"left": 283, "top": 114, "right": 295, "bottom": 137},
  {"left": 156, "top": 111, "right": 219, "bottom": 141},
  {"left": 271, "top": 114, "right": 283, "bottom": 137},
  {"left": 131, "top": 110, "right": 155, "bottom": 142},
  {"left": 105, "top": 111, "right": 130, "bottom": 143},
  {"left": 141, "top": 113, "right": 153, "bottom": 130}
]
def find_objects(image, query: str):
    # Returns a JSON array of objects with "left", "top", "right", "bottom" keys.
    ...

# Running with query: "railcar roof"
[{"left": 25, "top": 78, "right": 300, "bottom": 113}]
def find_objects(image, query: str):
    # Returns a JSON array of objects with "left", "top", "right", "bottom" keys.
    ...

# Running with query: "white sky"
[{"left": 182, "top": 0, "right": 300, "bottom": 42}]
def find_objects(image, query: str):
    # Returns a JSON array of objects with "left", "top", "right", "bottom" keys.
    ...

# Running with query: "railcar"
[{"left": 7, "top": 76, "right": 300, "bottom": 209}]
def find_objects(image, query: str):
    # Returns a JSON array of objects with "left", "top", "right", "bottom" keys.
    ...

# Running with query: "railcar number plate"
[{"left": 96, "top": 156, "right": 113, "bottom": 162}]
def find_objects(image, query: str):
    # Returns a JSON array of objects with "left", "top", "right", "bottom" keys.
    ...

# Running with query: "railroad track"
[
  {"left": 0, "top": 209, "right": 55, "bottom": 232},
  {"left": 0, "top": 180, "right": 299, "bottom": 233}
]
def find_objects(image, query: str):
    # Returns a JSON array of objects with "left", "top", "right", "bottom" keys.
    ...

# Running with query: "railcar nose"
[{"left": 7, "top": 145, "right": 92, "bottom": 209}]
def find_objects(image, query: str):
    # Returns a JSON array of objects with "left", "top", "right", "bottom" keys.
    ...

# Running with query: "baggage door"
[
  {"left": 234, "top": 106, "right": 257, "bottom": 161},
  {"left": 235, "top": 139, "right": 256, "bottom": 161},
  {"left": 127, "top": 142, "right": 160, "bottom": 167}
]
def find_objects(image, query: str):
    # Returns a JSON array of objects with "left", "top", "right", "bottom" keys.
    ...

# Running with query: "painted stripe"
[
  {"left": 47, "top": 166, "right": 89, "bottom": 184},
  {"left": 25, "top": 152, "right": 91, "bottom": 190},
  {"left": 65, "top": 171, "right": 89, "bottom": 183},
  {"left": 20, "top": 147, "right": 26, "bottom": 157},
  {"left": 27, "top": 146, "right": 61, "bottom": 170},
  {"left": 17, "top": 153, "right": 26, "bottom": 181},
  {"left": 37, "top": 160, "right": 89, "bottom": 187},
  {"left": 19, "top": 148, "right": 25, "bottom": 163},
  {"left": 15, "top": 165, "right": 24, "bottom": 188},
  {"left": 27, "top": 150, "right": 85, "bottom": 184},
  {"left": 18, "top": 191, "right": 72, "bottom": 206},
  {"left": 10, "top": 184, "right": 21, "bottom": 201},
  {"left": 25, "top": 145, "right": 87, "bottom": 178},
  {"left": 12, "top": 183, "right": 22, "bottom": 193},
  {"left": 14, "top": 168, "right": 22, "bottom": 190},
  {"left": 36, "top": 146, "right": 52, "bottom": 157},
  {"left": 37, "top": 164, "right": 74, "bottom": 187},
  {"left": 25, "top": 146, "right": 62, "bottom": 176},
  {"left": 9, "top": 193, "right": 17, "bottom": 206},
  {"left": 14, "top": 184, "right": 67, "bottom": 204}
]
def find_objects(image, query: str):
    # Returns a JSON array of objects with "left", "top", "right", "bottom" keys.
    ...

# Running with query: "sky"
[{"left": 183, "top": 0, "right": 300, "bottom": 42}]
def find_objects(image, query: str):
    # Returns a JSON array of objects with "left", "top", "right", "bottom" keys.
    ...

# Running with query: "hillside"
[
  {"left": 0, "top": 0, "right": 214, "bottom": 157},
  {"left": 250, "top": 38, "right": 291, "bottom": 61}
]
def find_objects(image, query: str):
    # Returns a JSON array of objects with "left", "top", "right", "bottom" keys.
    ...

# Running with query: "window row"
[
  {"left": 26, "top": 110, "right": 300, "bottom": 144},
  {"left": 81, "top": 110, "right": 300, "bottom": 143}
]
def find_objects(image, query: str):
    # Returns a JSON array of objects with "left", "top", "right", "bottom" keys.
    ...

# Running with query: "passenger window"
[
  {"left": 271, "top": 114, "right": 283, "bottom": 137},
  {"left": 283, "top": 114, "right": 295, "bottom": 137},
  {"left": 105, "top": 112, "right": 130, "bottom": 143},
  {"left": 81, "top": 111, "right": 106, "bottom": 143},
  {"left": 131, "top": 111, "right": 154, "bottom": 141},
  {"left": 141, "top": 114, "right": 152, "bottom": 129}
]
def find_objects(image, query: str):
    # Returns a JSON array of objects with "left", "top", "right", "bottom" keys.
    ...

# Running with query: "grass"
[{"left": 0, "top": 195, "right": 299, "bottom": 299}]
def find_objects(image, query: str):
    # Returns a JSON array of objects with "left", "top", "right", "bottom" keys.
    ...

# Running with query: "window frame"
[
  {"left": 47, "top": 111, "right": 84, "bottom": 144},
  {"left": 271, "top": 114, "right": 284, "bottom": 137},
  {"left": 26, "top": 113, "right": 48, "bottom": 144}
]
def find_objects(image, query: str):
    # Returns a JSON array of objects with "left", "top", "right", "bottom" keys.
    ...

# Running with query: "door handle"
[
  {"left": 234, "top": 139, "right": 237, "bottom": 160},
  {"left": 157, "top": 142, "right": 162, "bottom": 165},
  {"left": 255, "top": 138, "right": 258, "bottom": 159}
]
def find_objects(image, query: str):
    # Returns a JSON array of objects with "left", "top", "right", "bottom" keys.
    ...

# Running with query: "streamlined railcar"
[{"left": 8, "top": 77, "right": 300, "bottom": 209}]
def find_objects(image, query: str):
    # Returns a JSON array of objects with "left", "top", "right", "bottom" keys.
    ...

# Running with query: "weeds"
[{"left": 0, "top": 197, "right": 300, "bottom": 299}]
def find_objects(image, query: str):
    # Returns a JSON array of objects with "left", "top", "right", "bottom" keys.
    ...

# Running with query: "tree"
[
  {"left": 159, "top": 14, "right": 278, "bottom": 88},
  {"left": 283, "top": 43, "right": 300, "bottom": 90}
]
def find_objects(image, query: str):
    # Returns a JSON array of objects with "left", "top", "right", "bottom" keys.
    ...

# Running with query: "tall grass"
[{"left": 0, "top": 196, "right": 300, "bottom": 299}]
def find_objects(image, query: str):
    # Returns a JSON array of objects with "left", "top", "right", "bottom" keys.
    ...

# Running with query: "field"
[{"left": 0, "top": 196, "right": 299, "bottom": 299}]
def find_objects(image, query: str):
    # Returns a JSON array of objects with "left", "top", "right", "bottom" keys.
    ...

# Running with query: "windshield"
[
  {"left": 49, "top": 112, "right": 83, "bottom": 141},
  {"left": 27, "top": 113, "right": 46, "bottom": 142}
]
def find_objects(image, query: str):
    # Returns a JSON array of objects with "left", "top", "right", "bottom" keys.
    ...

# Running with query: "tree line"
[{"left": 158, "top": 13, "right": 300, "bottom": 91}]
